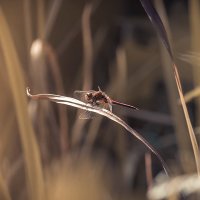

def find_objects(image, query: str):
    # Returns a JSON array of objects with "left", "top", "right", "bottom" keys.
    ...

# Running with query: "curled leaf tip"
[
  {"left": 26, "top": 87, "right": 31, "bottom": 97},
  {"left": 26, "top": 87, "right": 39, "bottom": 100}
]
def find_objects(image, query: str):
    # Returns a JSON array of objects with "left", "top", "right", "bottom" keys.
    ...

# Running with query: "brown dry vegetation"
[{"left": 0, "top": 0, "right": 200, "bottom": 200}]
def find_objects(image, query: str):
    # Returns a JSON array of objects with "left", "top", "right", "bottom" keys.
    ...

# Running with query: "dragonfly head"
[{"left": 85, "top": 92, "right": 93, "bottom": 101}]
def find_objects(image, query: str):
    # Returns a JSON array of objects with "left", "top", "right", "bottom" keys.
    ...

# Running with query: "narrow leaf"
[
  {"left": 27, "top": 88, "right": 170, "bottom": 176},
  {"left": 140, "top": 0, "right": 173, "bottom": 59},
  {"left": 140, "top": 0, "right": 200, "bottom": 175}
]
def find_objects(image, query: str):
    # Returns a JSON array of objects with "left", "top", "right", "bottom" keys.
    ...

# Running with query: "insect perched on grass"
[{"left": 74, "top": 87, "right": 138, "bottom": 119}]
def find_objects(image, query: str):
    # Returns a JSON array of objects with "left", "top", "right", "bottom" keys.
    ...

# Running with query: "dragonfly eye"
[{"left": 86, "top": 92, "right": 93, "bottom": 100}]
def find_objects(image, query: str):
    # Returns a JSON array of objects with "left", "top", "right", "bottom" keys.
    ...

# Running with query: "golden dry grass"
[{"left": 1, "top": 1, "right": 200, "bottom": 200}]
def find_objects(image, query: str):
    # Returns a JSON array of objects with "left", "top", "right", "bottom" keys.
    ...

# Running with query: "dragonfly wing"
[
  {"left": 74, "top": 90, "right": 97, "bottom": 119},
  {"left": 101, "top": 102, "right": 112, "bottom": 112},
  {"left": 73, "top": 90, "right": 95, "bottom": 102},
  {"left": 73, "top": 91, "right": 85, "bottom": 101},
  {"left": 108, "top": 104, "right": 112, "bottom": 112},
  {"left": 74, "top": 90, "right": 96, "bottom": 95},
  {"left": 78, "top": 110, "right": 95, "bottom": 119}
]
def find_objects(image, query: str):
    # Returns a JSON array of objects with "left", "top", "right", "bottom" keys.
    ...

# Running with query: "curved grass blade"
[
  {"left": 27, "top": 88, "right": 170, "bottom": 176},
  {"left": 140, "top": 0, "right": 173, "bottom": 60},
  {"left": 140, "top": 0, "right": 200, "bottom": 176}
]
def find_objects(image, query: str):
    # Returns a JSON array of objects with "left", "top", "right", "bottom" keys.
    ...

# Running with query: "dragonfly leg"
[
  {"left": 98, "top": 86, "right": 102, "bottom": 92},
  {"left": 108, "top": 104, "right": 112, "bottom": 112}
]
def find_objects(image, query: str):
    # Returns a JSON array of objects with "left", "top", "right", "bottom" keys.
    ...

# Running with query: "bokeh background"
[{"left": 1, "top": 0, "right": 200, "bottom": 199}]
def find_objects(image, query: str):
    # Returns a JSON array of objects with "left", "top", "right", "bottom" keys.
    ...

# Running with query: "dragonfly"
[{"left": 74, "top": 87, "right": 138, "bottom": 119}]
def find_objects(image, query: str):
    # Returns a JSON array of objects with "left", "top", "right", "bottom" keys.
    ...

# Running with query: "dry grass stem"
[
  {"left": 27, "top": 88, "right": 170, "bottom": 176},
  {"left": 45, "top": 0, "right": 63, "bottom": 39},
  {"left": 23, "top": 0, "right": 33, "bottom": 50},
  {"left": 145, "top": 152, "right": 153, "bottom": 189},
  {"left": 0, "top": 8, "right": 45, "bottom": 200},
  {"left": 82, "top": 3, "right": 93, "bottom": 90},
  {"left": 181, "top": 86, "right": 200, "bottom": 103},
  {"left": 37, "top": 0, "right": 45, "bottom": 39},
  {"left": 189, "top": 0, "right": 200, "bottom": 126},
  {"left": 154, "top": 0, "right": 197, "bottom": 174},
  {"left": 71, "top": 3, "right": 94, "bottom": 146},
  {"left": 44, "top": 42, "right": 69, "bottom": 154},
  {"left": 0, "top": 172, "right": 11, "bottom": 200},
  {"left": 84, "top": 46, "right": 128, "bottom": 153},
  {"left": 174, "top": 64, "right": 200, "bottom": 175}
]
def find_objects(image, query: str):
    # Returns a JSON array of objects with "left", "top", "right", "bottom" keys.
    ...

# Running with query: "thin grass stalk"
[
  {"left": 6, "top": 157, "right": 23, "bottom": 188},
  {"left": 84, "top": 47, "right": 128, "bottom": 151},
  {"left": 141, "top": 0, "right": 200, "bottom": 175},
  {"left": 37, "top": 0, "right": 45, "bottom": 39},
  {"left": 0, "top": 75, "right": 13, "bottom": 199},
  {"left": 27, "top": 89, "right": 170, "bottom": 176},
  {"left": 174, "top": 64, "right": 200, "bottom": 175},
  {"left": 82, "top": 3, "right": 93, "bottom": 90},
  {"left": 30, "top": 39, "right": 55, "bottom": 163},
  {"left": 0, "top": 172, "right": 11, "bottom": 200},
  {"left": 182, "top": 86, "right": 200, "bottom": 103},
  {"left": 128, "top": 53, "right": 158, "bottom": 95},
  {"left": 120, "top": 108, "right": 172, "bottom": 125},
  {"left": 71, "top": 3, "right": 94, "bottom": 146},
  {"left": 154, "top": 0, "right": 195, "bottom": 173},
  {"left": 56, "top": 22, "right": 80, "bottom": 56},
  {"left": 83, "top": 117, "right": 102, "bottom": 153},
  {"left": 0, "top": 115, "right": 14, "bottom": 162},
  {"left": 0, "top": 8, "right": 45, "bottom": 200},
  {"left": 179, "top": 52, "right": 200, "bottom": 64},
  {"left": 145, "top": 152, "right": 153, "bottom": 190},
  {"left": 43, "top": 42, "right": 69, "bottom": 154},
  {"left": 56, "top": 0, "right": 101, "bottom": 56},
  {"left": 45, "top": 0, "right": 63, "bottom": 39},
  {"left": 23, "top": 0, "right": 33, "bottom": 51},
  {"left": 114, "top": 47, "right": 127, "bottom": 97},
  {"left": 110, "top": 47, "right": 128, "bottom": 159},
  {"left": 189, "top": 1, "right": 200, "bottom": 126}
]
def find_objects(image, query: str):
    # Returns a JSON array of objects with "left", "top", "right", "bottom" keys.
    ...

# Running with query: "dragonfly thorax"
[{"left": 85, "top": 91, "right": 109, "bottom": 105}]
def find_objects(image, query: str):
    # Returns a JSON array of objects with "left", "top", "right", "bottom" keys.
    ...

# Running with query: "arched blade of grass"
[
  {"left": 140, "top": 0, "right": 173, "bottom": 59},
  {"left": 0, "top": 8, "right": 45, "bottom": 200},
  {"left": 140, "top": 0, "right": 200, "bottom": 176},
  {"left": 26, "top": 88, "right": 170, "bottom": 176}
]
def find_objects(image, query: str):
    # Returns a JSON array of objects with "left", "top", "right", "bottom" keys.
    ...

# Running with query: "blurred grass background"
[{"left": 0, "top": 0, "right": 200, "bottom": 199}]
